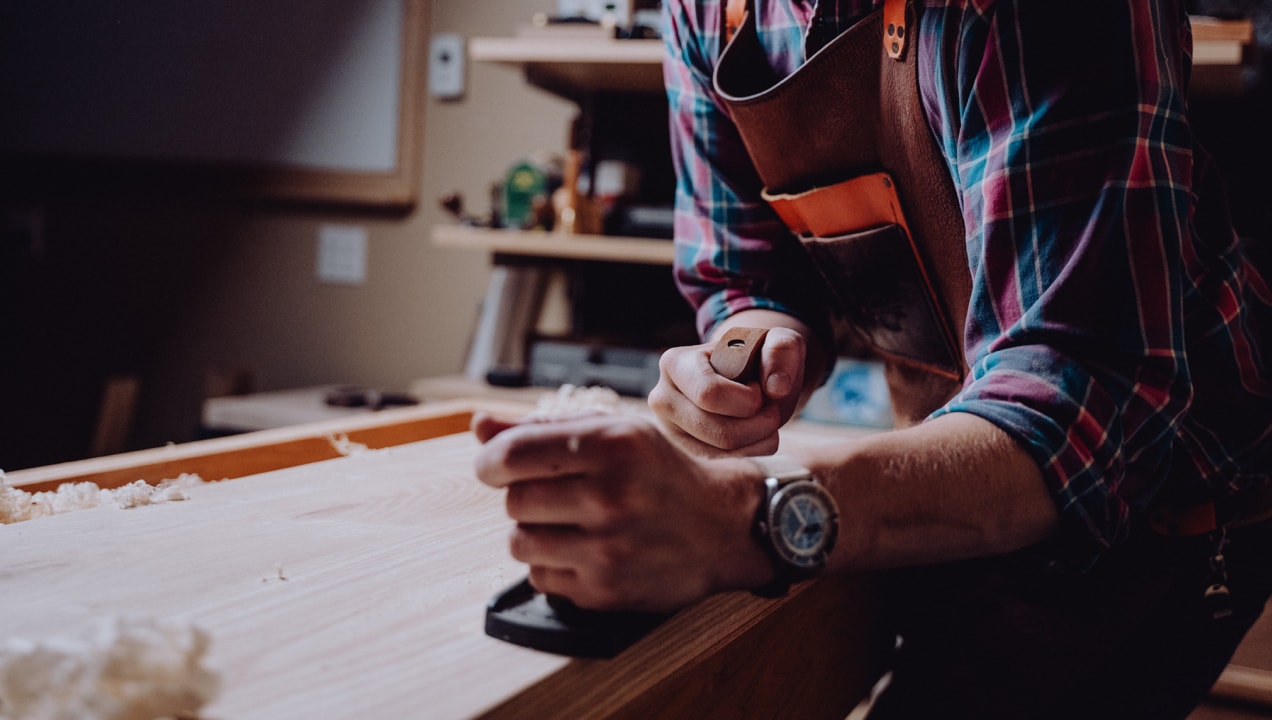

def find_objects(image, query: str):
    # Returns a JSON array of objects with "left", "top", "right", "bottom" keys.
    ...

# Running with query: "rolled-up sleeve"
[
  {"left": 662, "top": 0, "right": 834, "bottom": 350},
  {"left": 925, "top": 2, "right": 1197, "bottom": 567}
]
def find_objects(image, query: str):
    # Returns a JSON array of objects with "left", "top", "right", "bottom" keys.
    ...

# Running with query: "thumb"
[{"left": 760, "top": 327, "right": 806, "bottom": 401}]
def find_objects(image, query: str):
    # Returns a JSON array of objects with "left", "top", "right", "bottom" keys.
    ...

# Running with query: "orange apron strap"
[
  {"left": 725, "top": 0, "right": 747, "bottom": 45},
  {"left": 883, "top": 0, "right": 908, "bottom": 59}
]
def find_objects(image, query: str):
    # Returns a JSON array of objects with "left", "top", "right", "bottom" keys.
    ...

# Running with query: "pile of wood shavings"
[
  {"left": 0, "top": 615, "right": 220, "bottom": 720},
  {"left": 0, "top": 472, "right": 203, "bottom": 525},
  {"left": 528, "top": 384, "right": 626, "bottom": 420}
]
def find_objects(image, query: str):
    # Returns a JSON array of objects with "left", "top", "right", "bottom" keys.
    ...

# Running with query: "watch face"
[{"left": 769, "top": 481, "right": 839, "bottom": 569}]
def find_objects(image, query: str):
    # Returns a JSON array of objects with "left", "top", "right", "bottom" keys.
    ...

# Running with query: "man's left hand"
[{"left": 472, "top": 412, "right": 770, "bottom": 613}]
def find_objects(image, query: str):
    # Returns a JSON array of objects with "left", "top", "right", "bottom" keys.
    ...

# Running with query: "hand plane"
[{"left": 484, "top": 328, "right": 769, "bottom": 657}]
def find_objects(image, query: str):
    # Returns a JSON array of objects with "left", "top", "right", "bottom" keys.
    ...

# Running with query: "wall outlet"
[
  {"left": 428, "top": 33, "right": 465, "bottom": 101},
  {"left": 316, "top": 224, "right": 367, "bottom": 285}
]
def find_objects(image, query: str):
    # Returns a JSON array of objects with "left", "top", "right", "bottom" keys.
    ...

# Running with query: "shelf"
[
  {"left": 469, "top": 37, "right": 664, "bottom": 99},
  {"left": 471, "top": 17, "right": 1247, "bottom": 95},
  {"left": 1192, "top": 16, "right": 1255, "bottom": 66},
  {"left": 433, "top": 225, "right": 674, "bottom": 265},
  {"left": 1189, "top": 17, "right": 1258, "bottom": 96}
]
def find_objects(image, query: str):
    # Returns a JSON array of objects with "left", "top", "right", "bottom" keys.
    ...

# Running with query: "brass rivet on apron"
[
  {"left": 897, "top": 25, "right": 905, "bottom": 39},
  {"left": 891, "top": 41, "right": 900, "bottom": 54},
  {"left": 887, "top": 23, "right": 896, "bottom": 36}
]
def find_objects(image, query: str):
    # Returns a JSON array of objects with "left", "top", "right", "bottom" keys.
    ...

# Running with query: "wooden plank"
[
  {"left": 1211, "top": 666, "right": 1272, "bottom": 709},
  {"left": 1, "top": 425, "right": 883, "bottom": 719},
  {"left": 5, "top": 399, "right": 516, "bottom": 493},
  {"left": 1208, "top": 597, "right": 1272, "bottom": 709},
  {"left": 1231, "top": 598, "right": 1272, "bottom": 673},
  {"left": 19, "top": 391, "right": 1263, "bottom": 716},
  {"left": 3, "top": 433, "right": 560, "bottom": 718}
]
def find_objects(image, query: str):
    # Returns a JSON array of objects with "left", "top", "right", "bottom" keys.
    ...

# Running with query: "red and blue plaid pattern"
[{"left": 663, "top": 0, "right": 1272, "bottom": 567}]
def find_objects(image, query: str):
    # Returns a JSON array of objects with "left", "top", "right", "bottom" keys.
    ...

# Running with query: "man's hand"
[
  {"left": 472, "top": 412, "right": 769, "bottom": 613},
  {"left": 648, "top": 325, "right": 808, "bottom": 456}
]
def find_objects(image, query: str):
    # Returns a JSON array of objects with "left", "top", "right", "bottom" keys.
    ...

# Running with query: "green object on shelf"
[{"left": 503, "top": 159, "right": 549, "bottom": 230}]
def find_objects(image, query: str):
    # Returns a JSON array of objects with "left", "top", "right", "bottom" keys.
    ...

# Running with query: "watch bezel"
[{"left": 765, "top": 479, "right": 839, "bottom": 570}]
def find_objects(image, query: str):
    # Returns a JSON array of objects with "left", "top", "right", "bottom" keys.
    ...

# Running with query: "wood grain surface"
[
  {"left": 7, "top": 397, "right": 1267, "bottom": 716},
  {"left": 2, "top": 421, "right": 884, "bottom": 719},
  {"left": 5, "top": 433, "right": 558, "bottom": 718}
]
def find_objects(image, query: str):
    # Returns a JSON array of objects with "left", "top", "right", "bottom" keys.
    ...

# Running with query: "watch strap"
[
  {"left": 749, "top": 455, "right": 815, "bottom": 598},
  {"left": 750, "top": 454, "right": 811, "bottom": 483}
]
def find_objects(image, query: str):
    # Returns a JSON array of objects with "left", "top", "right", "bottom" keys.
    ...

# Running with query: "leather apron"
[{"left": 713, "top": 0, "right": 971, "bottom": 426}]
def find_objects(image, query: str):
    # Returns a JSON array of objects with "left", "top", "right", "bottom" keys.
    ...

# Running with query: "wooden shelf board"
[
  {"left": 469, "top": 36, "right": 663, "bottom": 65},
  {"left": 470, "top": 37, "right": 664, "bottom": 95},
  {"left": 1190, "top": 16, "right": 1254, "bottom": 66},
  {"left": 472, "top": 19, "right": 1249, "bottom": 87},
  {"left": 1192, "top": 16, "right": 1255, "bottom": 44},
  {"left": 433, "top": 225, "right": 674, "bottom": 265}
]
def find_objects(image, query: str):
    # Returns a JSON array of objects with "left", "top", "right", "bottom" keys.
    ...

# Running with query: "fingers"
[
  {"left": 653, "top": 343, "right": 765, "bottom": 418},
  {"left": 653, "top": 399, "right": 784, "bottom": 455},
  {"left": 759, "top": 327, "right": 806, "bottom": 402},
  {"left": 524, "top": 564, "right": 623, "bottom": 612},
  {"left": 504, "top": 475, "right": 626, "bottom": 526},
  {"left": 472, "top": 412, "right": 744, "bottom": 612},
  {"left": 649, "top": 338, "right": 795, "bottom": 452},
  {"left": 481, "top": 417, "right": 667, "bottom": 527},
  {"left": 648, "top": 343, "right": 766, "bottom": 448},
  {"left": 473, "top": 415, "right": 607, "bottom": 489},
  {"left": 510, "top": 523, "right": 586, "bottom": 570},
  {"left": 509, "top": 528, "right": 598, "bottom": 607},
  {"left": 471, "top": 411, "right": 518, "bottom": 443},
  {"left": 512, "top": 524, "right": 683, "bottom": 612}
]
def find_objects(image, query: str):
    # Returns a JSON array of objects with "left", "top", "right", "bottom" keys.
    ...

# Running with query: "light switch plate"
[
  {"left": 317, "top": 224, "right": 367, "bottom": 285},
  {"left": 429, "top": 33, "right": 465, "bottom": 100}
]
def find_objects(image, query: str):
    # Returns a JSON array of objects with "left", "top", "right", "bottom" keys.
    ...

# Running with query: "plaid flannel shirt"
[{"left": 663, "top": 0, "right": 1272, "bottom": 566}]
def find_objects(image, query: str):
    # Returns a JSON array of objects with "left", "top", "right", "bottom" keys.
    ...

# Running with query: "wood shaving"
[
  {"left": 0, "top": 615, "right": 220, "bottom": 720},
  {"left": 326, "top": 433, "right": 368, "bottom": 457},
  {"left": 0, "top": 473, "right": 204, "bottom": 525},
  {"left": 528, "top": 384, "right": 625, "bottom": 420}
]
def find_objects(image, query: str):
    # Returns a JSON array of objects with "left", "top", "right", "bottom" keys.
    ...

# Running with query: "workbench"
[
  {"left": 3, "top": 400, "right": 887, "bottom": 719},
  {"left": 8, "top": 397, "right": 1270, "bottom": 718}
]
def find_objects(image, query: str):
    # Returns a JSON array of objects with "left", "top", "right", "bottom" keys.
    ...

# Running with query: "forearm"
[{"left": 792, "top": 411, "right": 1060, "bottom": 572}]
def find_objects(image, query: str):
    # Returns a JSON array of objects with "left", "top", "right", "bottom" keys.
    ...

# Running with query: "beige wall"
[
  {"left": 167, "top": 0, "right": 576, "bottom": 396},
  {"left": 0, "top": 0, "right": 578, "bottom": 467}
]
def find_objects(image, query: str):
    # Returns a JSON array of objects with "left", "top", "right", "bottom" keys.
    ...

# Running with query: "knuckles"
[{"left": 489, "top": 413, "right": 706, "bottom": 612}]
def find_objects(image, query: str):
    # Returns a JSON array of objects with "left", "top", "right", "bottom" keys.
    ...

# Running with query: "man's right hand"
[{"left": 648, "top": 321, "right": 809, "bottom": 456}]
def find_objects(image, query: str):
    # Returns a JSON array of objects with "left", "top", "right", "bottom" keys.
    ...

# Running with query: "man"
[{"left": 474, "top": 1, "right": 1272, "bottom": 716}]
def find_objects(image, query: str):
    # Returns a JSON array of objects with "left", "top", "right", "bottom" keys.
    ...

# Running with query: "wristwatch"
[{"left": 750, "top": 454, "right": 840, "bottom": 597}]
